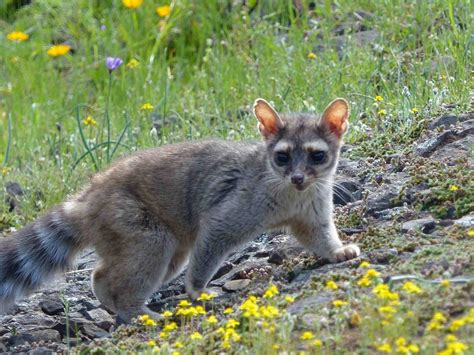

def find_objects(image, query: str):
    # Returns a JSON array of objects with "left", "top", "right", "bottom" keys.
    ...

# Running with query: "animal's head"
[{"left": 253, "top": 98, "right": 349, "bottom": 191}]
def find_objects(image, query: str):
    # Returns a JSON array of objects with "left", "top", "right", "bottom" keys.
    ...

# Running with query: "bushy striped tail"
[{"left": 0, "top": 205, "right": 84, "bottom": 313}]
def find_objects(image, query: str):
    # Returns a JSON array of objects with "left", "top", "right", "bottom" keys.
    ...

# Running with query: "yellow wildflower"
[
  {"left": 325, "top": 280, "right": 338, "bottom": 290},
  {"left": 467, "top": 229, "right": 474, "bottom": 237},
  {"left": 222, "top": 340, "right": 231, "bottom": 349},
  {"left": 402, "top": 281, "right": 423, "bottom": 294},
  {"left": 226, "top": 319, "right": 240, "bottom": 328},
  {"left": 373, "top": 284, "right": 399, "bottom": 301},
  {"left": 427, "top": 320, "right": 443, "bottom": 331},
  {"left": 223, "top": 307, "right": 233, "bottom": 314},
  {"left": 441, "top": 279, "right": 450, "bottom": 287},
  {"left": 126, "top": 58, "right": 140, "bottom": 68},
  {"left": 376, "top": 343, "right": 392, "bottom": 353},
  {"left": 312, "top": 339, "right": 323, "bottom": 347},
  {"left": 7, "top": 31, "right": 29, "bottom": 42},
  {"left": 83, "top": 115, "right": 97, "bottom": 126},
  {"left": 359, "top": 261, "right": 371, "bottom": 268},
  {"left": 433, "top": 312, "right": 447, "bottom": 323},
  {"left": 410, "top": 107, "right": 419, "bottom": 114},
  {"left": 47, "top": 44, "right": 71, "bottom": 57},
  {"left": 449, "top": 185, "right": 459, "bottom": 192},
  {"left": 174, "top": 341, "right": 184, "bottom": 348},
  {"left": 441, "top": 341, "right": 468, "bottom": 354},
  {"left": 263, "top": 284, "right": 279, "bottom": 298},
  {"left": 148, "top": 340, "right": 156, "bottom": 347},
  {"left": 300, "top": 331, "right": 314, "bottom": 340},
  {"left": 259, "top": 305, "right": 280, "bottom": 318},
  {"left": 332, "top": 300, "right": 349, "bottom": 307},
  {"left": 378, "top": 109, "right": 387, "bottom": 116},
  {"left": 141, "top": 103, "right": 154, "bottom": 111},
  {"left": 375, "top": 95, "right": 384, "bottom": 102},
  {"left": 190, "top": 331, "right": 203, "bottom": 341},
  {"left": 171, "top": 352, "right": 180, "bottom": 355},
  {"left": 307, "top": 52, "right": 317, "bottom": 60},
  {"left": 197, "top": 292, "right": 216, "bottom": 301},
  {"left": 162, "top": 310, "right": 173, "bottom": 317},
  {"left": 378, "top": 306, "right": 397, "bottom": 319},
  {"left": 448, "top": 319, "right": 466, "bottom": 332},
  {"left": 159, "top": 331, "right": 169, "bottom": 339},
  {"left": 122, "top": 0, "right": 143, "bottom": 9},
  {"left": 1, "top": 167, "right": 10, "bottom": 177},
  {"left": 178, "top": 300, "right": 191, "bottom": 308},
  {"left": 445, "top": 334, "right": 458, "bottom": 343},
  {"left": 195, "top": 305, "right": 206, "bottom": 315},
  {"left": 145, "top": 318, "right": 157, "bottom": 327},
  {"left": 156, "top": 5, "right": 171, "bottom": 17},
  {"left": 285, "top": 295, "right": 295, "bottom": 304},
  {"left": 408, "top": 344, "right": 420, "bottom": 353},
  {"left": 273, "top": 344, "right": 281, "bottom": 350},
  {"left": 206, "top": 315, "right": 218, "bottom": 324},
  {"left": 163, "top": 322, "right": 178, "bottom": 332},
  {"left": 366, "top": 270, "right": 381, "bottom": 282},
  {"left": 138, "top": 314, "right": 150, "bottom": 322},
  {"left": 357, "top": 276, "right": 372, "bottom": 287}
]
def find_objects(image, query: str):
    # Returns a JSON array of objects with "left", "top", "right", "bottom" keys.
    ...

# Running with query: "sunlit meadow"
[{"left": 0, "top": 0, "right": 472, "bottom": 353}]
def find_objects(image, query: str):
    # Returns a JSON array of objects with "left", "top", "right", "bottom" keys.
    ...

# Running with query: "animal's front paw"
[{"left": 328, "top": 244, "right": 360, "bottom": 263}]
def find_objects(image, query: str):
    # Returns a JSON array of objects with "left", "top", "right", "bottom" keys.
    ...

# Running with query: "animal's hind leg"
[{"left": 92, "top": 229, "right": 178, "bottom": 323}]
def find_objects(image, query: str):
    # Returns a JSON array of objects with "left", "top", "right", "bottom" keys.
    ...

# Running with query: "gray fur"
[{"left": 0, "top": 98, "right": 360, "bottom": 322}]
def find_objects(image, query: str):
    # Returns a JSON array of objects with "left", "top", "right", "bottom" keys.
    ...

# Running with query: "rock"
[
  {"left": 429, "top": 112, "right": 473, "bottom": 129},
  {"left": 401, "top": 218, "right": 436, "bottom": 234},
  {"left": 9, "top": 329, "right": 61, "bottom": 346},
  {"left": 453, "top": 214, "right": 474, "bottom": 227},
  {"left": 287, "top": 293, "right": 333, "bottom": 315},
  {"left": 366, "top": 191, "right": 400, "bottom": 217},
  {"left": 81, "top": 299, "right": 102, "bottom": 311},
  {"left": 333, "top": 179, "right": 362, "bottom": 205},
  {"left": 86, "top": 309, "right": 114, "bottom": 330},
  {"left": 267, "top": 251, "right": 284, "bottom": 265},
  {"left": 415, "top": 131, "right": 457, "bottom": 157},
  {"left": 81, "top": 323, "right": 111, "bottom": 339},
  {"left": 29, "top": 347, "right": 54, "bottom": 355},
  {"left": 39, "top": 298, "right": 64, "bottom": 316},
  {"left": 223, "top": 279, "right": 251, "bottom": 292}
]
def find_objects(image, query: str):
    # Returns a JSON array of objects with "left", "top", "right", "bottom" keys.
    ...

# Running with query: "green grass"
[{"left": 0, "top": 0, "right": 473, "bottom": 353}]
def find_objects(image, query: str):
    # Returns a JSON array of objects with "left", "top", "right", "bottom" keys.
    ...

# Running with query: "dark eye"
[
  {"left": 309, "top": 151, "right": 326, "bottom": 164},
  {"left": 275, "top": 151, "right": 290, "bottom": 165}
]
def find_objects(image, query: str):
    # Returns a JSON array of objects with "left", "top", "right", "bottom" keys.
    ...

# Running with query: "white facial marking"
[
  {"left": 274, "top": 140, "right": 292, "bottom": 152},
  {"left": 303, "top": 140, "right": 329, "bottom": 152}
]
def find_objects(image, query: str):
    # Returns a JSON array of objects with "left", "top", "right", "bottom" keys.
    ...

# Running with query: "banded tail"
[{"left": 0, "top": 205, "right": 85, "bottom": 313}]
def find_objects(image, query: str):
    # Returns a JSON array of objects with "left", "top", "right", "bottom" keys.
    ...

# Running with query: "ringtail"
[{"left": 0, "top": 98, "right": 360, "bottom": 323}]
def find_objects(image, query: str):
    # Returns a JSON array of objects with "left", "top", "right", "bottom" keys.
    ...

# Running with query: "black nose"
[{"left": 291, "top": 173, "right": 304, "bottom": 185}]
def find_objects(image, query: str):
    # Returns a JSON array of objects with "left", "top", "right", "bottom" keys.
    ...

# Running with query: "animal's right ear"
[{"left": 253, "top": 98, "right": 284, "bottom": 139}]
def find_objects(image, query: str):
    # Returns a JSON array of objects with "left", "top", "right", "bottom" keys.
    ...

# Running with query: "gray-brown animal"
[{"left": 0, "top": 98, "right": 360, "bottom": 322}]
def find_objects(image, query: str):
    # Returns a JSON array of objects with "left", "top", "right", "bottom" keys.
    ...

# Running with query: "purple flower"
[{"left": 106, "top": 57, "right": 123, "bottom": 72}]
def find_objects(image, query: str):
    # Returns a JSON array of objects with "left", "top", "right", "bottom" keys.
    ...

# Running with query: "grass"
[{"left": 0, "top": 0, "right": 472, "bottom": 353}]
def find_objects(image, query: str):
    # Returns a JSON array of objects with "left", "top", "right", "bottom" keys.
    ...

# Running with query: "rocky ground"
[{"left": 0, "top": 110, "right": 472, "bottom": 353}]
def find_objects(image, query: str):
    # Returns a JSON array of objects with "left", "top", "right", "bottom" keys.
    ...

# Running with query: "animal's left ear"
[{"left": 320, "top": 98, "right": 349, "bottom": 139}]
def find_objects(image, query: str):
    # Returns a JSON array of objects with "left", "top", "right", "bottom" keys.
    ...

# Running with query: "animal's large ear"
[
  {"left": 320, "top": 98, "right": 349, "bottom": 139},
  {"left": 253, "top": 98, "right": 284, "bottom": 139}
]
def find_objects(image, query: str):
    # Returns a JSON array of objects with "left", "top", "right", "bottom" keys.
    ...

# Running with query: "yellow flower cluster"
[
  {"left": 141, "top": 103, "right": 154, "bottom": 110},
  {"left": 395, "top": 337, "right": 420, "bottom": 353},
  {"left": 83, "top": 115, "right": 97, "bottom": 126},
  {"left": 325, "top": 280, "right": 338, "bottom": 290},
  {"left": 263, "top": 284, "right": 279, "bottom": 298},
  {"left": 138, "top": 314, "right": 157, "bottom": 327},
  {"left": 357, "top": 268, "right": 381, "bottom": 287},
  {"left": 197, "top": 292, "right": 216, "bottom": 301},
  {"left": 401, "top": 281, "right": 423, "bottom": 294},
  {"left": 47, "top": 44, "right": 71, "bottom": 57},
  {"left": 7, "top": 31, "right": 29, "bottom": 42},
  {"left": 332, "top": 300, "right": 349, "bottom": 308},
  {"left": 122, "top": 0, "right": 143, "bottom": 9},
  {"left": 156, "top": 5, "right": 171, "bottom": 17},
  {"left": 427, "top": 311, "right": 447, "bottom": 331},
  {"left": 437, "top": 334, "right": 469, "bottom": 355},
  {"left": 372, "top": 284, "right": 399, "bottom": 301}
]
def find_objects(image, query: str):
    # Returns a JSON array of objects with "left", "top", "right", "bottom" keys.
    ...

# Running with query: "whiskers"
[
  {"left": 260, "top": 173, "right": 289, "bottom": 198},
  {"left": 313, "top": 177, "right": 356, "bottom": 204}
]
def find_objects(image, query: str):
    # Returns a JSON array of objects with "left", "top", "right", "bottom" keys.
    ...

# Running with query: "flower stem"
[{"left": 105, "top": 73, "right": 112, "bottom": 163}]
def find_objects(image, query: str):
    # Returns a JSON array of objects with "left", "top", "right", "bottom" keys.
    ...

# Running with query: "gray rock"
[
  {"left": 287, "top": 293, "right": 333, "bottom": 315},
  {"left": 29, "top": 346, "right": 54, "bottom": 355},
  {"left": 223, "top": 279, "right": 251, "bottom": 292},
  {"left": 267, "top": 251, "right": 284, "bottom": 265},
  {"left": 9, "top": 329, "right": 61, "bottom": 346},
  {"left": 454, "top": 214, "right": 474, "bottom": 227},
  {"left": 333, "top": 179, "right": 362, "bottom": 205},
  {"left": 401, "top": 218, "right": 436, "bottom": 234},
  {"left": 429, "top": 114, "right": 460, "bottom": 129},
  {"left": 86, "top": 308, "right": 114, "bottom": 331},
  {"left": 415, "top": 130, "right": 457, "bottom": 157},
  {"left": 39, "top": 298, "right": 64, "bottom": 316},
  {"left": 366, "top": 191, "right": 400, "bottom": 216}
]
